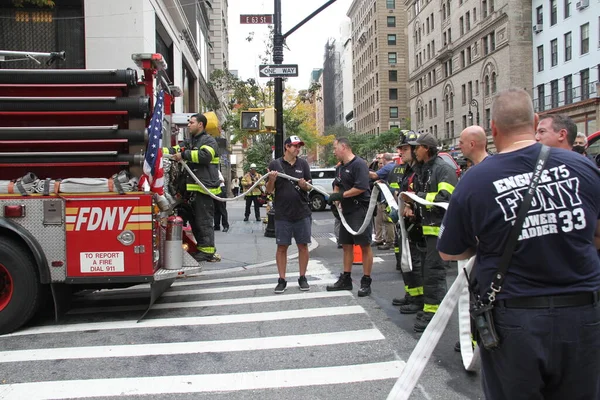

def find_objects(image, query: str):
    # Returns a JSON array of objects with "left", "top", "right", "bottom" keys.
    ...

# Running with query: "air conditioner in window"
[
  {"left": 576, "top": 0, "right": 589, "bottom": 9},
  {"left": 532, "top": 24, "right": 543, "bottom": 33}
]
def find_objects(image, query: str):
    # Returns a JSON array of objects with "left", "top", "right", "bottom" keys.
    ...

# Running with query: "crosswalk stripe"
[
  {"left": 0, "top": 328, "right": 384, "bottom": 363},
  {"left": 0, "top": 361, "right": 404, "bottom": 399},
  {"left": 77, "top": 279, "right": 338, "bottom": 301},
  {"left": 6, "top": 305, "right": 366, "bottom": 337},
  {"left": 68, "top": 290, "right": 354, "bottom": 315}
]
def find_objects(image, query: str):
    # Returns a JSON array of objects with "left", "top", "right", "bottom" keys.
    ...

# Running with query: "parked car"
[
  {"left": 309, "top": 168, "right": 336, "bottom": 211},
  {"left": 438, "top": 152, "right": 461, "bottom": 178}
]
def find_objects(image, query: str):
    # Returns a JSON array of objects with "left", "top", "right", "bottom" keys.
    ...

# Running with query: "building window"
[
  {"left": 489, "top": 0, "right": 494, "bottom": 12},
  {"left": 551, "top": 39, "right": 558, "bottom": 66},
  {"left": 537, "top": 45, "right": 544, "bottom": 72},
  {"left": 536, "top": 6, "right": 543, "bottom": 25},
  {"left": 473, "top": 7, "right": 477, "bottom": 21},
  {"left": 389, "top": 70, "right": 397, "bottom": 81},
  {"left": 388, "top": 52, "right": 397, "bottom": 64},
  {"left": 485, "top": 108, "right": 491, "bottom": 129},
  {"left": 550, "top": 0, "right": 557, "bottom": 26},
  {"left": 463, "top": 115, "right": 467, "bottom": 129},
  {"left": 442, "top": 3, "right": 447, "bottom": 19},
  {"left": 483, "top": 0, "right": 488, "bottom": 18},
  {"left": 564, "top": 32, "right": 572, "bottom": 61},
  {"left": 388, "top": 34, "right": 397, "bottom": 45},
  {"left": 460, "top": 17, "right": 464, "bottom": 36},
  {"left": 564, "top": 0, "right": 571, "bottom": 18},
  {"left": 485, "top": 75, "right": 490, "bottom": 96},
  {"left": 390, "top": 107, "right": 399, "bottom": 118},
  {"left": 466, "top": 11, "right": 471, "bottom": 31},
  {"left": 386, "top": 0, "right": 395, "bottom": 9},
  {"left": 433, "top": 99, "right": 437, "bottom": 116},
  {"left": 581, "top": 68, "right": 590, "bottom": 100},
  {"left": 550, "top": 79, "right": 559, "bottom": 108},
  {"left": 387, "top": 16, "right": 396, "bottom": 27},
  {"left": 538, "top": 84, "right": 545, "bottom": 111},
  {"left": 580, "top": 23, "right": 589, "bottom": 55},
  {"left": 490, "top": 32, "right": 496, "bottom": 51},
  {"left": 462, "top": 84, "right": 466, "bottom": 104},
  {"left": 468, "top": 81, "right": 473, "bottom": 100},
  {"left": 431, "top": 13, "right": 434, "bottom": 29},
  {"left": 467, "top": 46, "right": 472, "bottom": 64},
  {"left": 389, "top": 88, "right": 398, "bottom": 100},
  {"left": 491, "top": 72, "right": 497, "bottom": 93},
  {"left": 460, "top": 50, "right": 465, "bottom": 68},
  {"left": 475, "top": 79, "right": 480, "bottom": 95},
  {"left": 564, "top": 74, "right": 573, "bottom": 104},
  {"left": 483, "top": 36, "right": 489, "bottom": 55}
]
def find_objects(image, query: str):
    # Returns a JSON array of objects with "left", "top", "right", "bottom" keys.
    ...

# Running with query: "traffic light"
[
  {"left": 264, "top": 108, "right": 276, "bottom": 129},
  {"left": 240, "top": 111, "right": 261, "bottom": 130}
]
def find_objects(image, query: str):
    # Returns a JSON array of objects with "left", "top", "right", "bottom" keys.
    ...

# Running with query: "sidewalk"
[{"left": 203, "top": 201, "right": 307, "bottom": 272}]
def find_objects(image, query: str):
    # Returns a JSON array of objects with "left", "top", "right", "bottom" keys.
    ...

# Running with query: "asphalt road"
[{"left": 0, "top": 206, "right": 484, "bottom": 400}]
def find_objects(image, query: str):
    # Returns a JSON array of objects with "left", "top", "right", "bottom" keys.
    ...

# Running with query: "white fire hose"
[{"left": 170, "top": 157, "right": 399, "bottom": 236}]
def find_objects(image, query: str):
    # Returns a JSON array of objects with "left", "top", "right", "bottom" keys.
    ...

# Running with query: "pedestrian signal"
[{"left": 240, "top": 111, "right": 261, "bottom": 130}]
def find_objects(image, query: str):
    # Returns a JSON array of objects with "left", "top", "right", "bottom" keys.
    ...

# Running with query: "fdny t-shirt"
[
  {"left": 438, "top": 143, "right": 600, "bottom": 299},
  {"left": 334, "top": 156, "right": 371, "bottom": 214}
]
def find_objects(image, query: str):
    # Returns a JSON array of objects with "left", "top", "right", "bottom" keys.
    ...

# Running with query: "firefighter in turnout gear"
[
  {"left": 390, "top": 132, "right": 425, "bottom": 314},
  {"left": 164, "top": 113, "right": 222, "bottom": 262},
  {"left": 403, "top": 132, "right": 457, "bottom": 332}
]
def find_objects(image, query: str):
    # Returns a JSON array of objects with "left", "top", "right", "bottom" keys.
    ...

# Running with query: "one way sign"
[{"left": 259, "top": 64, "right": 299, "bottom": 78}]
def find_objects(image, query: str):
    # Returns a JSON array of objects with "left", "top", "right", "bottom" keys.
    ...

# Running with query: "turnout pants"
[
  {"left": 191, "top": 193, "right": 215, "bottom": 255},
  {"left": 245, "top": 195, "right": 261, "bottom": 220},
  {"left": 422, "top": 235, "right": 447, "bottom": 313},
  {"left": 213, "top": 191, "right": 229, "bottom": 229},
  {"left": 394, "top": 230, "right": 424, "bottom": 296}
]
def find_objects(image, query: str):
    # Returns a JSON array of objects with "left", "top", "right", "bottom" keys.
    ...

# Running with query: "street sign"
[
  {"left": 240, "top": 14, "right": 273, "bottom": 24},
  {"left": 259, "top": 64, "right": 299, "bottom": 78}
]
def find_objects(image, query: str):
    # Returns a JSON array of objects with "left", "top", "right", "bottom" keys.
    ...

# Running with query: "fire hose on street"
[{"left": 168, "top": 157, "right": 479, "bottom": 394}]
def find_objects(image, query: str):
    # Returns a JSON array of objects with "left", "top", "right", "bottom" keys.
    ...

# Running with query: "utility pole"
[
  {"left": 273, "top": 0, "right": 284, "bottom": 159},
  {"left": 272, "top": 0, "right": 338, "bottom": 159}
]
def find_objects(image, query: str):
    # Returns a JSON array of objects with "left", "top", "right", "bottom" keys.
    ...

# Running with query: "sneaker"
[
  {"left": 357, "top": 275, "right": 372, "bottom": 297},
  {"left": 274, "top": 278, "right": 287, "bottom": 294},
  {"left": 243, "top": 217, "right": 249, "bottom": 222},
  {"left": 392, "top": 293, "right": 412, "bottom": 306},
  {"left": 326, "top": 273, "right": 353, "bottom": 291},
  {"left": 214, "top": 226, "right": 220, "bottom": 231},
  {"left": 298, "top": 276, "right": 310, "bottom": 291},
  {"left": 222, "top": 227, "right": 229, "bottom": 233},
  {"left": 256, "top": 218, "right": 261, "bottom": 222},
  {"left": 414, "top": 311, "right": 434, "bottom": 332}
]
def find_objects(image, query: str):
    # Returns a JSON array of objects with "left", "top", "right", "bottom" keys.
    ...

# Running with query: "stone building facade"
[
  {"left": 347, "top": 0, "right": 410, "bottom": 136},
  {"left": 405, "top": 0, "right": 533, "bottom": 151}
]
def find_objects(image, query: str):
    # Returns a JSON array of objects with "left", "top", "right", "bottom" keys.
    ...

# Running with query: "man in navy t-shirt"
[
  {"left": 438, "top": 88, "right": 600, "bottom": 400},
  {"left": 326, "top": 137, "right": 374, "bottom": 297}
]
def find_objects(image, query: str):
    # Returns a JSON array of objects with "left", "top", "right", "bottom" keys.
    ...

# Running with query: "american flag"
[{"left": 139, "top": 90, "right": 165, "bottom": 195}]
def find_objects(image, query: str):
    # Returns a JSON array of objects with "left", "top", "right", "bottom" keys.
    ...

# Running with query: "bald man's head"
[
  {"left": 491, "top": 89, "right": 535, "bottom": 135},
  {"left": 459, "top": 125, "right": 487, "bottom": 162}
]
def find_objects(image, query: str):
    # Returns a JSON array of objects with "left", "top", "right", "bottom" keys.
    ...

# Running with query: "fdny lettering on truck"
[{"left": 65, "top": 206, "right": 153, "bottom": 231}]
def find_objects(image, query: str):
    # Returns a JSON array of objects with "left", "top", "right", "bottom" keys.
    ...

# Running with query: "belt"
[{"left": 498, "top": 290, "right": 600, "bottom": 309}]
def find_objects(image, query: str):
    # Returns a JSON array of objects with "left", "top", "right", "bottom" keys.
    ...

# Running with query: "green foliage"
[{"left": 241, "top": 134, "right": 274, "bottom": 174}]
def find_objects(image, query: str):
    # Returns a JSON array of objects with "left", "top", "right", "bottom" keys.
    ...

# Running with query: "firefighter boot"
[
  {"left": 392, "top": 290, "right": 412, "bottom": 306},
  {"left": 399, "top": 295, "right": 424, "bottom": 314},
  {"left": 414, "top": 311, "right": 434, "bottom": 332},
  {"left": 326, "top": 272, "right": 353, "bottom": 291},
  {"left": 357, "top": 275, "right": 372, "bottom": 297}
]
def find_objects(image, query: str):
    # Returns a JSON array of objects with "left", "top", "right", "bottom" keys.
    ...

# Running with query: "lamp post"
[{"left": 468, "top": 99, "right": 480, "bottom": 126}]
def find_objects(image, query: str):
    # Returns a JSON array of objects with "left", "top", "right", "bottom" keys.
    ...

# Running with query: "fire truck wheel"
[{"left": 0, "top": 239, "right": 42, "bottom": 335}]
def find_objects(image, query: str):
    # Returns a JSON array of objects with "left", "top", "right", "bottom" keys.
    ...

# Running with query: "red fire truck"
[{"left": 0, "top": 52, "right": 202, "bottom": 334}]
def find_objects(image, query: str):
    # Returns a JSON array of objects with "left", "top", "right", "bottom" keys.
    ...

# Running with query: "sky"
[{"left": 227, "top": 0, "right": 353, "bottom": 92}]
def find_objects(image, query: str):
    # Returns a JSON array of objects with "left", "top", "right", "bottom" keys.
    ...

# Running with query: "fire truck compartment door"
[{"left": 64, "top": 196, "right": 151, "bottom": 277}]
